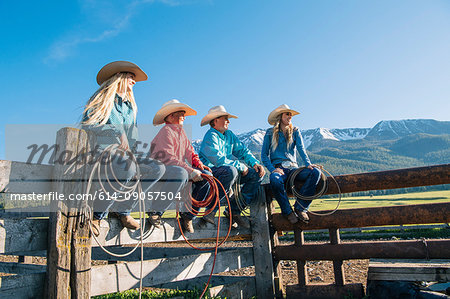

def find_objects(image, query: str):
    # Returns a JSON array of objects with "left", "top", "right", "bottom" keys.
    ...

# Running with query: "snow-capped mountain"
[
  {"left": 191, "top": 119, "right": 449, "bottom": 152},
  {"left": 301, "top": 128, "right": 371, "bottom": 149},
  {"left": 366, "top": 119, "right": 450, "bottom": 139}
]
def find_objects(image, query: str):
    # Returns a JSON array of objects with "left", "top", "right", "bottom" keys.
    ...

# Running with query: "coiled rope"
[
  {"left": 83, "top": 147, "right": 233, "bottom": 299},
  {"left": 82, "top": 144, "right": 147, "bottom": 298},
  {"left": 287, "top": 166, "right": 342, "bottom": 216}
]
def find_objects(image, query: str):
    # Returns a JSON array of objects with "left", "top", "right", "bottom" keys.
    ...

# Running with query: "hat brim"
[
  {"left": 153, "top": 103, "right": 197, "bottom": 125},
  {"left": 201, "top": 112, "right": 238, "bottom": 126},
  {"left": 97, "top": 61, "right": 148, "bottom": 85},
  {"left": 268, "top": 109, "right": 300, "bottom": 125}
]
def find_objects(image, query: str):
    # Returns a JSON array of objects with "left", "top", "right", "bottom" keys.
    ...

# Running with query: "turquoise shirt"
[
  {"left": 199, "top": 128, "right": 260, "bottom": 172},
  {"left": 82, "top": 94, "right": 138, "bottom": 150},
  {"left": 261, "top": 127, "right": 311, "bottom": 173}
]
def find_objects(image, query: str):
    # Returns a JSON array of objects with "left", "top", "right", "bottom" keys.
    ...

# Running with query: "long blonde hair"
[
  {"left": 82, "top": 73, "right": 137, "bottom": 125},
  {"left": 271, "top": 115, "right": 294, "bottom": 152}
]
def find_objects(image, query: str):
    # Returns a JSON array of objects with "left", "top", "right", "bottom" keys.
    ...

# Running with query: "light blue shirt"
[
  {"left": 82, "top": 94, "right": 138, "bottom": 150},
  {"left": 199, "top": 128, "right": 260, "bottom": 172},
  {"left": 261, "top": 127, "right": 311, "bottom": 173}
]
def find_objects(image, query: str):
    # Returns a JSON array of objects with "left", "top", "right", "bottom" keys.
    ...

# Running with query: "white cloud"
[{"left": 44, "top": 0, "right": 181, "bottom": 63}]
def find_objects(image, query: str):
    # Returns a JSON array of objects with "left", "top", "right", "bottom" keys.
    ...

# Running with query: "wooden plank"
[
  {"left": 322, "top": 164, "right": 450, "bottom": 194},
  {"left": 0, "top": 218, "right": 48, "bottom": 255},
  {"left": 368, "top": 259, "right": 450, "bottom": 282},
  {"left": 272, "top": 202, "right": 450, "bottom": 231},
  {"left": 275, "top": 239, "right": 450, "bottom": 261},
  {"left": 0, "top": 160, "right": 53, "bottom": 194},
  {"left": 90, "top": 247, "right": 254, "bottom": 296},
  {"left": 0, "top": 261, "right": 46, "bottom": 274},
  {"left": 91, "top": 246, "right": 253, "bottom": 261},
  {"left": 0, "top": 272, "right": 45, "bottom": 299},
  {"left": 250, "top": 186, "right": 276, "bottom": 299},
  {"left": 0, "top": 217, "right": 250, "bottom": 255},
  {"left": 93, "top": 217, "right": 251, "bottom": 247}
]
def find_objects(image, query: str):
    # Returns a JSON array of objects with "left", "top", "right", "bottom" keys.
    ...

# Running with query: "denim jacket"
[
  {"left": 261, "top": 127, "right": 311, "bottom": 173},
  {"left": 199, "top": 128, "right": 260, "bottom": 172}
]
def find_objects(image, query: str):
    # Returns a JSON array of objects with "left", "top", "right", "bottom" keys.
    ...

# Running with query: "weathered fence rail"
[
  {"left": 0, "top": 126, "right": 449, "bottom": 298},
  {"left": 267, "top": 164, "right": 450, "bottom": 298}
]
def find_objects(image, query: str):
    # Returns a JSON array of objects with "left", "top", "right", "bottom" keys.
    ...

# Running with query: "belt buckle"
[{"left": 281, "top": 161, "right": 298, "bottom": 169}]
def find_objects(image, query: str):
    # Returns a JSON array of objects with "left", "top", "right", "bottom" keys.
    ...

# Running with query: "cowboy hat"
[
  {"left": 200, "top": 105, "right": 238, "bottom": 126},
  {"left": 96, "top": 61, "right": 148, "bottom": 85},
  {"left": 153, "top": 99, "right": 197, "bottom": 125},
  {"left": 267, "top": 104, "right": 300, "bottom": 125}
]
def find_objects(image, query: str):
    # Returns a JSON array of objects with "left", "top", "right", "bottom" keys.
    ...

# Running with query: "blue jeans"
[
  {"left": 198, "top": 165, "right": 263, "bottom": 215},
  {"left": 148, "top": 165, "right": 190, "bottom": 216},
  {"left": 269, "top": 167, "right": 321, "bottom": 215},
  {"left": 93, "top": 154, "right": 165, "bottom": 220}
]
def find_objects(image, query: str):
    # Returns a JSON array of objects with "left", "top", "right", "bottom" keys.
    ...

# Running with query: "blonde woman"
[
  {"left": 261, "top": 104, "right": 321, "bottom": 224},
  {"left": 82, "top": 61, "right": 164, "bottom": 235}
]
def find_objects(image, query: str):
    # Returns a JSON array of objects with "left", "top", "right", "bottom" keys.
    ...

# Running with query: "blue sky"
[{"left": 1, "top": 0, "right": 450, "bottom": 158}]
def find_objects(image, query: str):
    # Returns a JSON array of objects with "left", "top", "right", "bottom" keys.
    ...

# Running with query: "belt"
[{"left": 275, "top": 161, "right": 298, "bottom": 169}]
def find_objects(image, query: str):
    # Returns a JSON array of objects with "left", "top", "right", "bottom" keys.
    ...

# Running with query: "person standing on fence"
[
  {"left": 261, "top": 104, "right": 322, "bottom": 224},
  {"left": 148, "top": 99, "right": 212, "bottom": 233},
  {"left": 82, "top": 61, "right": 165, "bottom": 236},
  {"left": 199, "top": 105, "right": 265, "bottom": 228}
]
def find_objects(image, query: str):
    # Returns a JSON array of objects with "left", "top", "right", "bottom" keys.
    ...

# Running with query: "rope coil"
[
  {"left": 287, "top": 166, "right": 342, "bottom": 216},
  {"left": 83, "top": 146, "right": 232, "bottom": 299}
]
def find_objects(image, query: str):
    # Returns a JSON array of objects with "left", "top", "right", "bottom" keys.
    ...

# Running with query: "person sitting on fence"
[
  {"left": 199, "top": 105, "right": 265, "bottom": 228},
  {"left": 261, "top": 104, "right": 322, "bottom": 224},
  {"left": 82, "top": 61, "right": 165, "bottom": 236},
  {"left": 148, "top": 99, "right": 212, "bottom": 233}
]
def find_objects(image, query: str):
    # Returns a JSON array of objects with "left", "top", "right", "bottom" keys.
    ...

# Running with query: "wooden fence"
[{"left": 0, "top": 127, "right": 449, "bottom": 298}]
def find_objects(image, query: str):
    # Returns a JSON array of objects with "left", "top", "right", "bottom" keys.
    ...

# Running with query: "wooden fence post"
[
  {"left": 250, "top": 186, "right": 276, "bottom": 299},
  {"left": 268, "top": 195, "right": 285, "bottom": 297},
  {"left": 294, "top": 229, "right": 308, "bottom": 287},
  {"left": 329, "top": 228, "right": 345, "bottom": 286},
  {"left": 46, "top": 127, "right": 92, "bottom": 298}
]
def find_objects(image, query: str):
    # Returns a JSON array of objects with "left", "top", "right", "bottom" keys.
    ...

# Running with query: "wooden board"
[
  {"left": 0, "top": 218, "right": 48, "bottom": 255},
  {"left": 0, "top": 272, "right": 46, "bottom": 299},
  {"left": 90, "top": 247, "right": 254, "bottom": 296},
  {"left": 0, "top": 160, "right": 53, "bottom": 194},
  {"left": 0, "top": 217, "right": 250, "bottom": 255},
  {"left": 368, "top": 259, "right": 450, "bottom": 282}
]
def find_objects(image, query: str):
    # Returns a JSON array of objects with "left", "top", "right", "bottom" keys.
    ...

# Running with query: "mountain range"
[{"left": 193, "top": 119, "right": 450, "bottom": 176}]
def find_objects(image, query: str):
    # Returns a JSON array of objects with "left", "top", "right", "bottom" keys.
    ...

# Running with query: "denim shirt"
[
  {"left": 82, "top": 94, "right": 138, "bottom": 150},
  {"left": 199, "top": 128, "right": 260, "bottom": 172},
  {"left": 261, "top": 127, "right": 311, "bottom": 173}
]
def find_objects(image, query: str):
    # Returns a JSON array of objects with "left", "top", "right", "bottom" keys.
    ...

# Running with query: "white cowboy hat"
[
  {"left": 153, "top": 99, "right": 197, "bottom": 125},
  {"left": 267, "top": 104, "right": 300, "bottom": 125},
  {"left": 96, "top": 61, "right": 148, "bottom": 85},
  {"left": 200, "top": 105, "right": 238, "bottom": 126}
]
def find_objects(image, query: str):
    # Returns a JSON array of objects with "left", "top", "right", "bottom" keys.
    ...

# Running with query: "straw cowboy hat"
[
  {"left": 96, "top": 61, "right": 148, "bottom": 85},
  {"left": 153, "top": 99, "right": 197, "bottom": 125},
  {"left": 201, "top": 105, "right": 238, "bottom": 126},
  {"left": 267, "top": 104, "right": 300, "bottom": 125}
]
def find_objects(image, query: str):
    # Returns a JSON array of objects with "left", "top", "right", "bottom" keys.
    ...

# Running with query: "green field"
[{"left": 305, "top": 189, "right": 450, "bottom": 211}]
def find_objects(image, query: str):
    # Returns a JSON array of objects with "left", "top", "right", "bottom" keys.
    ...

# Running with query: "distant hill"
[{"left": 192, "top": 119, "right": 450, "bottom": 176}]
